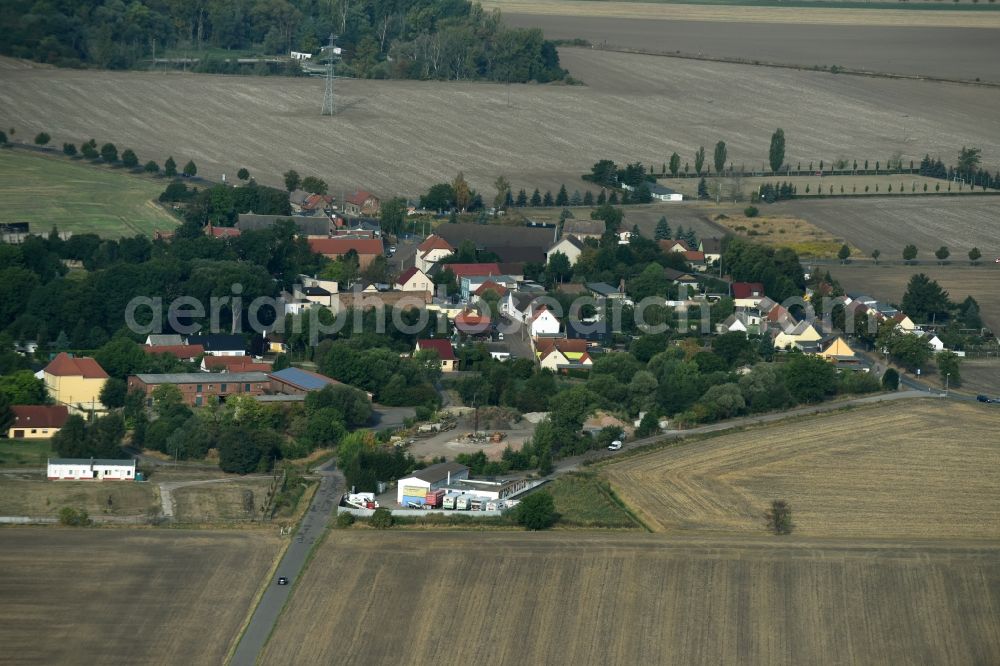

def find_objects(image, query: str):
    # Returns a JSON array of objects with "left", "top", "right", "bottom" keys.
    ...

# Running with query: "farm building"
[
  {"left": 186, "top": 334, "right": 246, "bottom": 357},
  {"left": 396, "top": 462, "right": 469, "bottom": 505},
  {"left": 143, "top": 343, "right": 204, "bottom": 361},
  {"left": 268, "top": 367, "right": 364, "bottom": 397},
  {"left": 43, "top": 352, "right": 109, "bottom": 414},
  {"left": 201, "top": 356, "right": 273, "bottom": 373},
  {"left": 47, "top": 458, "right": 136, "bottom": 481},
  {"left": 307, "top": 237, "right": 384, "bottom": 269},
  {"left": 7, "top": 405, "right": 69, "bottom": 439},
  {"left": 561, "top": 219, "right": 605, "bottom": 240},
  {"left": 343, "top": 190, "right": 381, "bottom": 217},
  {"left": 128, "top": 372, "right": 270, "bottom": 406}
]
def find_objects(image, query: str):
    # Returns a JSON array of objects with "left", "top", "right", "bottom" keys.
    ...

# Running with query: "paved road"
[{"left": 229, "top": 461, "right": 342, "bottom": 666}]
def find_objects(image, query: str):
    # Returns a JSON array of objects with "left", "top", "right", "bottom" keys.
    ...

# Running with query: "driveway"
[{"left": 228, "top": 461, "right": 342, "bottom": 666}]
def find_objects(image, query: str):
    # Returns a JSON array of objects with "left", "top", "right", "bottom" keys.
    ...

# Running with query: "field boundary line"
[{"left": 564, "top": 44, "right": 1000, "bottom": 88}]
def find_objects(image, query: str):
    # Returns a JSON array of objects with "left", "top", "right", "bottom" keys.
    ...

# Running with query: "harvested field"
[
  {"left": 712, "top": 213, "right": 855, "bottom": 258},
  {"left": 488, "top": 1, "right": 1000, "bottom": 27},
  {"left": 2, "top": 49, "right": 998, "bottom": 200},
  {"left": 827, "top": 263, "right": 1000, "bottom": 332},
  {"left": 501, "top": 11, "right": 1000, "bottom": 81},
  {"left": 774, "top": 196, "right": 1000, "bottom": 258},
  {"left": 261, "top": 531, "right": 1000, "bottom": 665},
  {"left": 604, "top": 400, "right": 1000, "bottom": 538},
  {"left": 171, "top": 477, "right": 274, "bottom": 523},
  {"left": 660, "top": 175, "right": 987, "bottom": 199},
  {"left": 0, "top": 528, "right": 281, "bottom": 665},
  {"left": 952, "top": 358, "right": 1000, "bottom": 396},
  {"left": 0, "top": 476, "right": 158, "bottom": 518},
  {"left": 0, "top": 149, "right": 179, "bottom": 237}
]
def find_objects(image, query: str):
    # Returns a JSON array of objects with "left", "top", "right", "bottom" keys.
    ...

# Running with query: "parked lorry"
[
  {"left": 424, "top": 489, "right": 446, "bottom": 508},
  {"left": 442, "top": 492, "right": 460, "bottom": 510},
  {"left": 455, "top": 494, "right": 471, "bottom": 511}
]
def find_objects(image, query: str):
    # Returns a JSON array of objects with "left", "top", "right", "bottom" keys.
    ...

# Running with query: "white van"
[{"left": 607, "top": 440, "right": 623, "bottom": 451}]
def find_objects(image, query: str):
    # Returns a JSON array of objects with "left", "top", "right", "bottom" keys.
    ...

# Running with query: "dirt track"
[{"left": 261, "top": 530, "right": 1000, "bottom": 665}]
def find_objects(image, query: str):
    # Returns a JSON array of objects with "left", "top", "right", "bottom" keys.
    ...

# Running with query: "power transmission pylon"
[{"left": 321, "top": 33, "right": 341, "bottom": 116}]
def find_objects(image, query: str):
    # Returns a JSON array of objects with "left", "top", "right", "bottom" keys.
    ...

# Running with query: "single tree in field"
[
  {"left": 237, "top": 168, "right": 250, "bottom": 181},
  {"left": 837, "top": 244, "right": 851, "bottom": 264},
  {"left": 493, "top": 175, "right": 510, "bottom": 209},
  {"left": 968, "top": 247, "right": 981, "bottom": 265},
  {"left": 694, "top": 146, "right": 706, "bottom": 175},
  {"left": 283, "top": 169, "right": 300, "bottom": 192},
  {"left": 935, "top": 246, "right": 950, "bottom": 264},
  {"left": 100, "top": 142, "right": 118, "bottom": 163},
  {"left": 182, "top": 160, "right": 197, "bottom": 177},
  {"left": 164, "top": 156, "right": 177, "bottom": 177},
  {"left": 936, "top": 351, "right": 962, "bottom": 388},
  {"left": 769, "top": 128, "right": 785, "bottom": 173},
  {"left": 902, "top": 244, "right": 918, "bottom": 264},
  {"left": 555, "top": 184, "right": 568, "bottom": 207},
  {"left": 871, "top": 249, "right": 880, "bottom": 265},
  {"left": 62, "top": 143, "right": 77, "bottom": 156},
  {"left": 766, "top": 500, "right": 792, "bottom": 535},
  {"left": 34, "top": 132, "right": 51, "bottom": 146},
  {"left": 121, "top": 149, "right": 138, "bottom": 168},
  {"left": 713, "top": 140, "right": 727, "bottom": 174},
  {"left": 957, "top": 146, "right": 981, "bottom": 179},
  {"left": 144, "top": 160, "right": 159, "bottom": 173},
  {"left": 654, "top": 216, "right": 671, "bottom": 240},
  {"left": 668, "top": 152, "right": 681, "bottom": 177},
  {"left": 514, "top": 492, "right": 557, "bottom": 530}
]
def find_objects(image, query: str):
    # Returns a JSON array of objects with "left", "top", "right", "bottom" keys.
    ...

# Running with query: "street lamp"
[{"left": 944, "top": 372, "right": 950, "bottom": 396}]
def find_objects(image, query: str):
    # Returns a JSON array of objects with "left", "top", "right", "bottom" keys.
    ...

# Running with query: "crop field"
[
  {"left": 499, "top": 10, "right": 1000, "bottom": 82},
  {"left": 0, "top": 149, "right": 179, "bottom": 237},
  {"left": 772, "top": 196, "right": 1000, "bottom": 259},
  {"left": 0, "top": 475, "right": 159, "bottom": 518},
  {"left": 2, "top": 49, "right": 998, "bottom": 202},
  {"left": 827, "top": 263, "right": 1000, "bottom": 332},
  {"left": 171, "top": 477, "right": 275, "bottom": 523},
  {"left": 261, "top": 530, "right": 1000, "bottom": 665},
  {"left": 953, "top": 358, "right": 1000, "bottom": 397},
  {"left": 604, "top": 400, "right": 1000, "bottom": 538},
  {"left": 0, "top": 528, "right": 281, "bottom": 665}
]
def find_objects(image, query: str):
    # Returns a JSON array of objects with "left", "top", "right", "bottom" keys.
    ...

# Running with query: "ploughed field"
[
  {"left": 260, "top": 530, "right": 1000, "bottom": 665},
  {"left": 1, "top": 47, "right": 997, "bottom": 199},
  {"left": 501, "top": 11, "right": 1000, "bottom": 82},
  {"left": 827, "top": 263, "right": 1000, "bottom": 333},
  {"left": 603, "top": 400, "right": 1000, "bottom": 538},
  {"left": 0, "top": 529, "right": 281, "bottom": 665}
]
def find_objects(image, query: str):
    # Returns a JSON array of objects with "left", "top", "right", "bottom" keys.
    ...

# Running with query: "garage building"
[
  {"left": 396, "top": 462, "right": 469, "bottom": 506},
  {"left": 48, "top": 458, "right": 136, "bottom": 481}
]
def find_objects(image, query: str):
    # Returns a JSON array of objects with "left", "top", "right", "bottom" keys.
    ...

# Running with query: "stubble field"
[
  {"left": 500, "top": 10, "right": 1000, "bottom": 81},
  {"left": 1, "top": 48, "right": 997, "bottom": 200},
  {"left": 827, "top": 263, "right": 1000, "bottom": 332},
  {"left": 261, "top": 530, "right": 1000, "bottom": 665},
  {"left": 604, "top": 400, "right": 1000, "bottom": 538},
  {"left": 0, "top": 475, "right": 159, "bottom": 518},
  {"left": 0, "top": 529, "right": 281, "bottom": 665},
  {"left": 773, "top": 196, "right": 1000, "bottom": 258}
]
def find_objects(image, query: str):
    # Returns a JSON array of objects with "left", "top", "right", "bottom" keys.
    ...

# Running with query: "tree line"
[{"left": 0, "top": 1, "right": 565, "bottom": 83}]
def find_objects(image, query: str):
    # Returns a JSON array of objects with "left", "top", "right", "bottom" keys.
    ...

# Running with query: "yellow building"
[
  {"left": 818, "top": 337, "right": 859, "bottom": 364},
  {"left": 7, "top": 405, "right": 69, "bottom": 439},
  {"left": 43, "top": 353, "right": 109, "bottom": 414}
]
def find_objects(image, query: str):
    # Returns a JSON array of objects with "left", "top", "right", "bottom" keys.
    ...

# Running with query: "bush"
[
  {"left": 34, "top": 132, "right": 50, "bottom": 146},
  {"left": 765, "top": 499, "right": 791, "bottom": 535},
  {"left": 882, "top": 368, "right": 900, "bottom": 391},
  {"left": 744, "top": 205, "right": 759, "bottom": 218},
  {"left": 335, "top": 511, "right": 356, "bottom": 528},
  {"left": 58, "top": 507, "right": 92, "bottom": 526},
  {"left": 513, "top": 491, "right": 557, "bottom": 530},
  {"left": 369, "top": 507, "right": 394, "bottom": 529}
]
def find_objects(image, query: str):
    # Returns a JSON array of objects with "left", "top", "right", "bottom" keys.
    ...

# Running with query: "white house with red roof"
[
  {"left": 394, "top": 266, "right": 432, "bottom": 292},
  {"left": 415, "top": 235, "right": 455, "bottom": 272},
  {"left": 529, "top": 305, "right": 561, "bottom": 337},
  {"left": 732, "top": 282, "right": 766, "bottom": 308},
  {"left": 415, "top": 339, "right": 458, "bottom": 372},
  {"left": 535, "top": 338, "right": 593, "bottom": 371}
]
